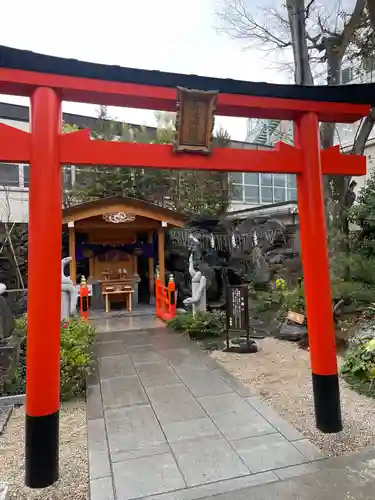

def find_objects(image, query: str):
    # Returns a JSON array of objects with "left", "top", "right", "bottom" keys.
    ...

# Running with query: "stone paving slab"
[
  {"left": 245, "top": 397, "right": 303, "bottom": 441},
  {"left": 105, "top": 405, "right": 167, "bottom": 462},
  {"left": 207, "top": 406, "right": 276, "bottom": 441},
  {"left": 87, "top": 384, "right": 103, "bottom": 420},
  {"left": 98, "top": 354, "right": 136, "bottom": 379},
  {"left": 101, "top": 375, "right": 148, "bottom": 409},
  {"left": 147, "top": 384, "right": 207, "bottom": 424},
  {"left": 95, "top": 340, "right": 128, "bottom": 358},
  {"left": 136, "top": 361, "right": 181, "bottom": 388},
  {"left": 123, "top": 332, "right": 154, "bottom": 348},
  {"left": 113, "top": 452, "right": 186, "bottom": 500},
  {"left": 143, "top": 472, "right": 278, "bottom": 500},
  {"left": 87, "top": 324, "right": 326, "bottom": 500},
  {"left": 232, "top": 433, "right": 310, "bottom": 473},
  {"left": 177, "top": 368, "right": 235, "bottom": 398},
  {"left": 196, "top": 453, "right": 375, "bottom": 499},
  {"left": 170, "top": 435, "right": 250, "bottom": 487},
  {"left": 92, "top": 317, "right": 165, "bottom": 333},
  {"left": 127, "top": 344, "right": 164, "bottom": 364},
  {"left": 90, "top": 476, "right": 115, "bottom": 500},
  {"left": 161, "top": 417, "right": 219, "bottom": 443},
  {"left": 88, "top": 418, "right": 112, "bottom": 480}
]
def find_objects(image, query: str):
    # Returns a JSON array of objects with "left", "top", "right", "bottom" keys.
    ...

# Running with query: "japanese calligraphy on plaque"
[
  {"left": 226, "top": 285, "right": 249, "bottom": 337},
  {"left": 173, "top": 87, "right": 218, "bottom": 154}
]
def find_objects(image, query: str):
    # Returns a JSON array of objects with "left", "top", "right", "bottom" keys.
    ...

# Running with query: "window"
[
  {"left": 231, "top": 183, "right": 244, "bottom": 202},
  {"left": 274, "top": 187, "right": 286, "bottom": 202},
  {"left": 244, "top": 185, "right": 259, "bottom": 203},
  {"left": 244, "top": 173, "right": 258, "bottom": 185},
  {"left": 287, "top": 188, "right": 297, "bottom": 201},
  {"left": 260, "top": 173, "right": 272, "bottom": 186},
  {"left": 261, "top": 186, "right": 273, "bottom": 203},
  {"left": 274, "top": 174, "right": 286, "bottom": 187},
  {"left": 0, "top": 163, "right": 20, "bottom": 187},
  {"left": 231, "top": 173, "right": 297, "bottom": 205},
  {"left": 23, "top": 165, "right": 30, "bottom": 187},
  {"left": 230, "top": 172, "right": 242, "bottom": 184}
]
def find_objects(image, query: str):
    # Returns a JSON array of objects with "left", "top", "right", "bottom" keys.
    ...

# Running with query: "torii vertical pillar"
[
  {"left": 25, "top": 87, "right": 62, "bottom": 487},
  {"left": 296, "top": 112, "right": 342, "bottom": 433}
]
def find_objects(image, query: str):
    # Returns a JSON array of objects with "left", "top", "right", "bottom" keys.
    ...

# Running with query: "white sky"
[{"left": 0, "top": 0, "right": 289, "bottom": 140}]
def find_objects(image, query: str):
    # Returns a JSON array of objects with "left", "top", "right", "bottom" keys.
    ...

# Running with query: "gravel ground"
[
  {"left": 0, "top": 406, "right": 12, "bottom": 435},
  {"left": 0, "top": 400, "right": 88, "bottom": 499},
  {"left": 211, "top": 337, "right": 375, "bottom": 457}
]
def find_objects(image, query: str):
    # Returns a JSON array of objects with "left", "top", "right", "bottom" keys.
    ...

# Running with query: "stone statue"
[
  {"left": 183, "top": 254, "right": 207, "bottom": 316},
  {"left": 0, "top": 283, "right": 15, "bottom": 341},
  {"left": 61, "top": 257, "right": 79, "bottom": 319},
  {"left": 0, "top": 282, "right": 17, "bottom": 390}
]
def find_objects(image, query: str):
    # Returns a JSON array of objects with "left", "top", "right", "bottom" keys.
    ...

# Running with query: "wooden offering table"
[{"left": 100, "top": 278, "right": 134, "bottom": 313}]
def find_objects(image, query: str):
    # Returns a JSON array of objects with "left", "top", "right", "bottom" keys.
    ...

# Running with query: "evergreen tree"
[
  {"left": 69, "top": 108, "right": 231, "bottom": 216},
  {"left": 350, "top": 165, "right": 375, "bottom": 257}
]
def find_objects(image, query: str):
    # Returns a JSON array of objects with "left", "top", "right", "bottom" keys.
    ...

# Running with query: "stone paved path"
[
  {"left": 200, "top": 446, "right": 375, "bottom": 499},
  {"left": 87, "top": 321, "right": 325, "bottom": 500}
]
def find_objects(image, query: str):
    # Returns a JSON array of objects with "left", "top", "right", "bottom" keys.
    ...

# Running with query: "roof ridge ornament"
[{"left": 102, "top": 212, "right": 135, "bottom": 223}]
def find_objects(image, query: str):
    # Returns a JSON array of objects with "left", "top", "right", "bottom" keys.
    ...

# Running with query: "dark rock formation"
[
  {"left": 275, "top": 321, "right": 308, "bottom": 342},
  {"left": 224, "top": 337, "right": 260, "bottom": 353},
  {"left": 167, "top": 213, "right": 302, "bottom": 308}
]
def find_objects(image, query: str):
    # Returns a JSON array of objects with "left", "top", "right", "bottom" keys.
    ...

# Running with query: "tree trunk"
[
  {"left": 351, "top": 108, "right": 375, "bottom": 155},
  {"left": 286, "top": 0, "right": 314, "bottom": 86},
  {"left": 368, "top": 0, "right": 375, "bottom": 29}
]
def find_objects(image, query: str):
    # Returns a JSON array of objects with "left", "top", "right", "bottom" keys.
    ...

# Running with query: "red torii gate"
[{"left": 0, "top": 46, "right": 370, "bottom": 489}]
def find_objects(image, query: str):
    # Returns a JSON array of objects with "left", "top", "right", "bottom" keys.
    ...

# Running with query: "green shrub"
[
  {"left": 282, "top": 286, "right": 305, "bottom": 313},
  {"left": 167, "top": 313, "right": 194, "bottom": 332},
  {"left": 168, "top": 311, "right": 226, "bottom": 340},
  {"left": 332, "top": 252, "right": 375, "bottom": 285},
  {"left": 255, "top": 280, "right": 373, "bottom": 319},
  {"left": 341, "top": 336, "right": 375, "bottom": 397},
  {"left": 0, "top": 315, "right": 95, "bottom": 400},
  {"left": 14, "top": 314, "right": 27, "bottom": 336},
  {"left": 60, "top": 317, "right": 96, "bottom": 399},
  {"left": 331, "top": 279, "right": 374, "bottom": 305},
  {"left": 254, "top": 290, "right": 285, "bottom": 313}
]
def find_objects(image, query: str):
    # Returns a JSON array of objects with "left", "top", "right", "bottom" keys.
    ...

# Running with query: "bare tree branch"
[
  {"left": 351, "top": 108, "right": 375, "bottom": 155},
  {"left": 214, "top": 0, "right": 374, "bottom": 233},
  {"left": 337, "top": 0, "right": 366, "bottom": 59},
  {"left": 215, "top": 0, "right": 292, "bottom": 50},
  {"left": 305, "top": 0, "right": 317, "bottom": 20}
]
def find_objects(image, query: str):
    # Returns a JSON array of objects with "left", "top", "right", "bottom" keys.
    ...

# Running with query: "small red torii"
[{"left": 0, "top": 45, "right": 370, "bottom": 489}]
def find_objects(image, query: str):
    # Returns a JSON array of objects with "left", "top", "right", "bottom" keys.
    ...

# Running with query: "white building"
[
  {"left": 0, "top": 102, "right": 93, "bottom": 223},
  {"left": 227, "top": 117, "right": 297, "bottom": 220},
  {"left": 337, "top": 59, "right": 375, "bottom": 193},
  {"left": 243, "top": 59, "right": 375, "bottom": 202}
]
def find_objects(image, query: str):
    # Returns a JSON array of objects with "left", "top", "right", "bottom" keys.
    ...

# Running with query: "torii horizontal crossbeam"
[{"left": 0, "top": 124, "right": 366, "bottom": 176}]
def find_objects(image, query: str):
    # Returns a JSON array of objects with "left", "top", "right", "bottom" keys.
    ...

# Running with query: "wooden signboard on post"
[
  {"left": 226, "top": 285, "right": 249, "bottom": 341},
  {"left": 174, "top": 87, "right": 218, "bottom": 154}
]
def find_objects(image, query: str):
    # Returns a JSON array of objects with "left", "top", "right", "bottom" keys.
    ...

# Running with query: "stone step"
[{"left": 200, "top": 446, "right": 375, "bottom": 499}]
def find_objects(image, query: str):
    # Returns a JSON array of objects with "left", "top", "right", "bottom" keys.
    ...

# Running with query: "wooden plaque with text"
[
  {"left": 174, "top": 87, "right": 218, "bottom": 154},
  {"left": 287, "top": 311, "right": 305, "bottom": 325}
]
